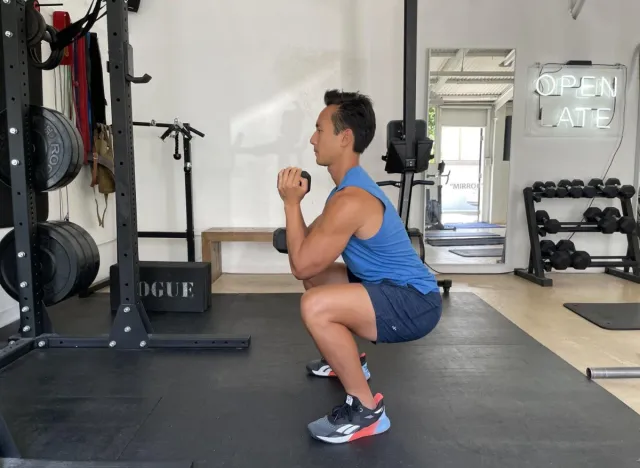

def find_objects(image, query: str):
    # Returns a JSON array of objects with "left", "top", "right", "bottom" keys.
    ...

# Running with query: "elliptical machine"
[{"left": 375, "top": 0, "right": 451, "bottom": 295}]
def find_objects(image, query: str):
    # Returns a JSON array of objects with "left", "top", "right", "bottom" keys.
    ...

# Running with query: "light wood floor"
[{"left": 213, "top": 272, "right": 640, "bottom": 415}]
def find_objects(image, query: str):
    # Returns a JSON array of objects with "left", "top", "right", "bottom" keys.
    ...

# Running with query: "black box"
[{"left": 110, "top": 261, "right": 212, "bottom": 313}]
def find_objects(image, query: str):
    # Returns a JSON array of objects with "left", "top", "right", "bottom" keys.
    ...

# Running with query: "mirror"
[{"left": 423, "top": 48, "right": 514, "bottom": 266}]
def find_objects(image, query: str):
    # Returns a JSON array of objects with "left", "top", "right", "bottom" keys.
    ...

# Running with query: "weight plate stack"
[
  {"left": 0, "top": 106, "right": 83, "bottom": 192},
  {"left": 0, "top": 223, "right": 83, "bottom": 305},
  {"left": 50, "top": 109, "right": 84, "bottom": 190},
  {"left": 48, "top": 221, "right": 100, "bottom": 291}
]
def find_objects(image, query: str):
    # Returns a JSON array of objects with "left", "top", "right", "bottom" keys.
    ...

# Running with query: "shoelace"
[{"left": 330, "top": 402, "right": 357, "bottom": 423}]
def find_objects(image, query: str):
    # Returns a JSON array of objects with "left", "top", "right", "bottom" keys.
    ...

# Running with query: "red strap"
[{"left": 52, "top": 11, "right": 73, "bottom": 66}]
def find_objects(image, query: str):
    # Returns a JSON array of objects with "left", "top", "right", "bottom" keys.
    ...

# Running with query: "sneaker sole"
[
  {"left": 312, "top": 411, "right": 391, "bottom": 444},
  {"left": 309, "top": 365, "right": 371, "bottom": 381}
]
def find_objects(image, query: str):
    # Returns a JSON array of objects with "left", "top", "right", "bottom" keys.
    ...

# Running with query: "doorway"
[{"left": 439, "top": 125, "right": 484, "bottom": 224}]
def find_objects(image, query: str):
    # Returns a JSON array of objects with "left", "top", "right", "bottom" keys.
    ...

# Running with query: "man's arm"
[{"left": 285, "top": 191, "right": 364, "bottom": 280}]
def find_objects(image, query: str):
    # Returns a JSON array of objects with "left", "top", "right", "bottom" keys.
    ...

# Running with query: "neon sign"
[
  {"left": 525, "top": 64, "right": 624, "bottom": 137},
  {"left": 534, "top": 74, "right": 617, "bottom": 129}
]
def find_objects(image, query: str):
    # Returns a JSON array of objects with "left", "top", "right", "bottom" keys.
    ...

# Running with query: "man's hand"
[{"left": 278, "top": 167, "right": 309, "bottom": 206}]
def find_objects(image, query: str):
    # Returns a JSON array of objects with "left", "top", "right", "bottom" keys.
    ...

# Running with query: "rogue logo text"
[{"left": 139, "top": 281, "right": 195, "bottom": 298}]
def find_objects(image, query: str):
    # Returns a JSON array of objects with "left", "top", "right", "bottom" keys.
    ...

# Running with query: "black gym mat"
[
  {"left": 449, "top": 247, "right": 504, "bottom": 257},
  {"left": 563, "top": 302, "right": 640, "bottom": 330},
  {"left": 427, "top": 236, "right": 505, "bottom": 247},
  {"left": 424, "top": 230, "right": 500, "bottom": 238},
  {"left": 2, "top": 293, "right": 640, "bottom": 467}
]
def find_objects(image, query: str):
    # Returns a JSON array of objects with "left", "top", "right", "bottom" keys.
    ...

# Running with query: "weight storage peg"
[{"left": 604, "top": 178, "right": 635, "bottom": 199}]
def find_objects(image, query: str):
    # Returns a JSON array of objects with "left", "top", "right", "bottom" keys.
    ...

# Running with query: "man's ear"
[{"left": 341, "top": 128, "right": 354, "bottom": 148}]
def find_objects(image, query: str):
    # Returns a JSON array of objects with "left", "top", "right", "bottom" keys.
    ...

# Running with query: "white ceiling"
[{"left": 428, "top": 48, "right": 515, "bottom": 107}]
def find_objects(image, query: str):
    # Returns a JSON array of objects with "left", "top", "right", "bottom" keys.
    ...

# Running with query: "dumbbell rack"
[{"left": 514, "top": 186, "right": 640, "bottom": 287}]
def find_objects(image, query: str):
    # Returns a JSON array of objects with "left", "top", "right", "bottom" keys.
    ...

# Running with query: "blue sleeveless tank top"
[{"left": 326, "top": 166, "right": 439, "bottom": 295}]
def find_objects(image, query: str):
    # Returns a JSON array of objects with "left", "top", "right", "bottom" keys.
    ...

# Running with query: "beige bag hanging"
[{"left": 91, "top": 123, "right": 116, "bottom": 227}]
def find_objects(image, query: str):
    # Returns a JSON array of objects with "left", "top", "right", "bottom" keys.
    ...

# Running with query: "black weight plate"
[
  {"left": 0, "top": 106, "right": 77, "bottom": 192},
  {"left": 46, "top": 221, "right": 89, "bottom": 293},
  {"left": 42, "top": 221, "right": 86, "bottom": 298},
  {"left": 43, "top": 109, "right": 83, "bottom": 191},
  {"left": 67, "top": 222, "right": 100, "bottom": 286},
  {"left": 26, "top": 5, "right": 46, "bottom": 48},
  {"left": 0, "top": 223, "right": 81, "bottom": 305},
  {"left": 49, "top": 221, "right": 99, "bottom": 290}
]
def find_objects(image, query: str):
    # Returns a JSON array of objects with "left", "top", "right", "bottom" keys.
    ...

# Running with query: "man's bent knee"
[{"left": 300, "top": 289, "right": 328, "bottom": 326}]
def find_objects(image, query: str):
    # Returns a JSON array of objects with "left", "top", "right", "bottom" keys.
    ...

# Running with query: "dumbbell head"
[
  {"left": 567, "top": 182, "right": 583, "bottom": 198},
  {"left": 618, "top": 185, "right": 635, "bottom": 199},
  {"left": 535, "top": 210, "right": 561, "bottom": 233},
  {"left": 572, "top": 179, "right": 596, "bottom": 198},
  {"left": 532, "top": 181, "right": 555, "bottom": 197},
  {"left": 583, "top": 207, "right": 602, "bottom": 221},
  {"left": 602, "top": 207, "right": 621, "bottom": 218},
  {"left": 595, "top": 207, "right": 619, "bottom": 233},
  {"left": 539, "top": 240, "right": 556, "bottom": 256},
  {"left": 572, "top": 251, "right": 591, "bottom": 270},
  {"left": 550, "top": 251, "right": 571, "bottom": 270},
  {"left": 558, "top": 179, "right": 580, "bottom": 197},
  {"left": 588, "top": 178, "right": 618, "bottom": 198},
  {"left": 273, "top": 228, "right": 288, "bottom": 253},
  {"left": 603, "top": 178, "right": 635, "bottom": 198},
  {"left": 618, "top": 216, "right": 637, "bottom": 234},
  {"left": 301, "top": 171, "right": 312, "bottom": 193},
  {"left": 556, "top": 239, "right": 575, "bottom": 252}
]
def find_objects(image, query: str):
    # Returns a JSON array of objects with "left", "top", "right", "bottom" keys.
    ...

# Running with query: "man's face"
[{"left": 310, "top": 105, "right": 344, "bottom": 167}]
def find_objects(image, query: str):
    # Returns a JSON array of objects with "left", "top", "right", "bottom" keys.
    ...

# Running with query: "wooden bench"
[{"left": 201, "top": 227, "right": 275, "bottom": 283}]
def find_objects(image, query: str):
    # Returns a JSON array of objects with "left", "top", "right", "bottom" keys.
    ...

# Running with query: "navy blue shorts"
[{"left": 347, "top": 269, "right": 442, "bottom": 344}]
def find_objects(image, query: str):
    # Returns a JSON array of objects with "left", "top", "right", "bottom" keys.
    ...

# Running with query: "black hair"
[{"left": 323, "top": 89, "right": 376, "bottom": 154}]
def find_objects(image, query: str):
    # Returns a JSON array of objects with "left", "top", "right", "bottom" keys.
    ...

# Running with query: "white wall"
[
  {"left": 128, "top": 0, "right": 640, "bottom": 274},
  {"left": 0, "top": 0, "right": 116, "bottom": 327}
]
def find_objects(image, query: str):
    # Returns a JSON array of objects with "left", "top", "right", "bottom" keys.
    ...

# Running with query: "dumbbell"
[
  {"left": 558, "top": 179, "right": 582, "bottom": 198},
  {"left": 535, "top": 210, "right": 561, "bottom": 234},
  {"left": 600, "top": 207, "right": 637, "bottom": 234},
  {"left": 539, "top": 240, "right": 571, "bottom": 270},
  {"left": 272, "top": 170, "right": 312, "bottom": 255},
  {"left": 552, "top": 181, "right": 569, "bottom": 198},
  {"left": 571, "top": 179, "right": 597, "bottom": 198},
  {"left": 583, "top": 207, "right": 620, "bottom": 234},
  {"left": 273, "top": 228, "right": 287, "bottom": 253},
  {"left": 587, "top": 178, "right": 618, "bottom": 198},
  {"left": 604, "top": 178, "right": 635, "bottom": 199},
  {"left": 532, "top": 181, "right": 556, "bottom": 198},
  {"left": 555, "top": 239, "right": 591, "bottom": 270}
]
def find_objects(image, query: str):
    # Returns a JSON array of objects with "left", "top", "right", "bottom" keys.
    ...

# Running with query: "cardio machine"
[
  {"left": 376, "top": 121, "right": 452, "bottom": 295},
  {"left": 374, "top": 0, "right": 452, "bottom": 295}
]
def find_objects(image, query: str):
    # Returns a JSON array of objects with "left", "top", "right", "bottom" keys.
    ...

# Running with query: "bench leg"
[{"left": 202, "top": 238, "right": 222, "bottom": 284}]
